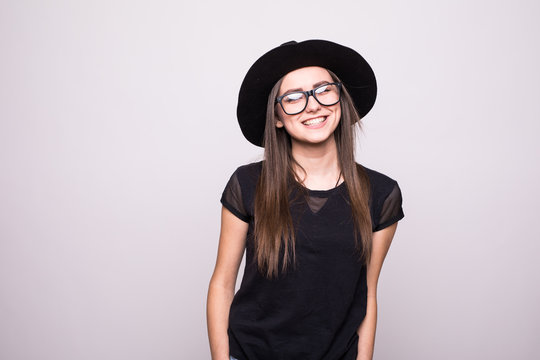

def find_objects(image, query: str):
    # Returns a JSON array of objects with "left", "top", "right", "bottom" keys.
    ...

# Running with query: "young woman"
[{"left": 207, "top": 40, "right": 404, "bottom": 360}]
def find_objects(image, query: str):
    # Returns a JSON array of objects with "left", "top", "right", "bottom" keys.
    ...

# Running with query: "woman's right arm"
[{"left": 207, "top": 206, "right": 249, "bottom": 360}]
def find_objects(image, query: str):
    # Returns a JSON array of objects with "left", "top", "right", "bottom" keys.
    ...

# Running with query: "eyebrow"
[{"left": 281, "top": 80, "right": 332, "bottom": 95}]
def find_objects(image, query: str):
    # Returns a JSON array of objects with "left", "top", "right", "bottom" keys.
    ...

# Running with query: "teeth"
[{"left": 303, "top": 117, "right": 326, "bottom": 125}]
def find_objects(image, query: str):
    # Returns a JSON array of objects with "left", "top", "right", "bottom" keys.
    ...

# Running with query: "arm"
[
  {"left": 207, "top": 206, "right": 249, "bottom": 360},
  {"left": 356, "top": 222, "right": 399, "bottom": 360}
]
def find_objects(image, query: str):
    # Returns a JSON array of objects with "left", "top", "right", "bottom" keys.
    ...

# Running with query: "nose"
[{"left": 305, "top": 93, "right": 321, "bottom": 113}]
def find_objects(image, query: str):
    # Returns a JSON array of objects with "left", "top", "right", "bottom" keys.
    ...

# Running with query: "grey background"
[{"left": 1, "top": 0, "right": 539, "bottom": 359}]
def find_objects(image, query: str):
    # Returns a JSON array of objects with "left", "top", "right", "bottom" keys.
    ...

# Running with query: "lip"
[{"left": 301, "top": 116, "right": 328, "bottom": 129}]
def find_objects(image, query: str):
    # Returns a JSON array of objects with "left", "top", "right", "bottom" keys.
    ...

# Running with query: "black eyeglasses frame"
[{"left": 275, "top": 82, "right": 342, "bottom": 115}]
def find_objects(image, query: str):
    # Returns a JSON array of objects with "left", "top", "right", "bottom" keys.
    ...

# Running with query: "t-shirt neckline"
[{"left": 296, "top": 180, "right": 346, "bottom": 197}]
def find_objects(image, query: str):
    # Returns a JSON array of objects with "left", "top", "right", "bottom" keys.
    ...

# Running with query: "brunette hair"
[{"left": 254, "top": 70, "right": 372, "bottom": 278}]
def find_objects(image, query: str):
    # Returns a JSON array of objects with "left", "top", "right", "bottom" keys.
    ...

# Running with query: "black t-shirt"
[{"left": 220, "top": 161, "right": 404, "bottom": 360}]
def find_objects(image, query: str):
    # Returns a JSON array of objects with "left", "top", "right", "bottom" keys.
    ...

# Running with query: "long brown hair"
[{"left": 254, "top": 70, "right": 372, "bottom": 278}]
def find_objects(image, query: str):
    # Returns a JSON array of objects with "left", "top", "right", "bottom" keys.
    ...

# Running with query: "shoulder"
[
  {"left": 229, "top": 161, "right": 263, "bottom": 189},
  {"left": 233, "top": 160, "right": 263, "bottom": 179},
  {"left": 359, "top": 163, "right": 399, "bottom": 194},
  {"left": 221, "top": 161, "right": 262, "bottom": 221},
  {"left": 358, "top": 163, "right": 403, "bottom": 208},
  {"left": 358, "top": 164, "right": 405, "bottom": 231},
  {"left": 227, "top": 160, "right": 263, "bottom": 195}
]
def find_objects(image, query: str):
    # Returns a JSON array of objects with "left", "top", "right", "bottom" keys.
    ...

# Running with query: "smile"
[{"left": 302, "top": 116, "right": 327, "bottom": 126}]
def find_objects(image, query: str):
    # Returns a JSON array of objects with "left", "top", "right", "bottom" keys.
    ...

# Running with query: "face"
[{"left": 275, "top": 66, "right": 341, "bottom": 147}]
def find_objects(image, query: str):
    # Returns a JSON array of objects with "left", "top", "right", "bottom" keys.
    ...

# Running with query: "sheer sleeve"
[
  {"left": 373, "top": 182, "right": 404, "bottom": 232},
  {"left": 220, "top": 171, "right": 250, "bottom": 223}
]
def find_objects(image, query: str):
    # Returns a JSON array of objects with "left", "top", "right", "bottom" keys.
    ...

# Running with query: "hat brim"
[{"left": 237, "top": 39, "right": 377, "bottom": 147}]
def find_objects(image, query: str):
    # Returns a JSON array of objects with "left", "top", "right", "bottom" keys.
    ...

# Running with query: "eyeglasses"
[{"left": 275, "top": 82, "right": 342, "bottom": 115}]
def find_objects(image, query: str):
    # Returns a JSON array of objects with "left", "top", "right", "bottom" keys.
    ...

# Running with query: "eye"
[
  {"left": 314, "top": 84, "right": 331, "bottom": 95},
  {"left": 283, "top": 92, "right": 304, "bottom": 103}
]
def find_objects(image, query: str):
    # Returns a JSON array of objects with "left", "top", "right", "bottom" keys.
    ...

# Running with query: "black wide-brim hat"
[{"left": 237, "top": 39, "right": 377, "bottom": 147}]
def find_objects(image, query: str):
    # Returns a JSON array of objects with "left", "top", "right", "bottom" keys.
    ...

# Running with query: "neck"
[{"left": 290, "top": 137, "right": 341, "bottom": 190}]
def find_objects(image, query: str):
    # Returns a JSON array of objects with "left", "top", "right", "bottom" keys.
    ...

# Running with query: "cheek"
[
  {"left": 331, "top": 105, "right": 342, "bottom": 123},
  {"left": 275, "top": 109, "right": 292, "bottom": 129},
  {"left": 276, "top": 111, "right": 297, "bottom": 128}
]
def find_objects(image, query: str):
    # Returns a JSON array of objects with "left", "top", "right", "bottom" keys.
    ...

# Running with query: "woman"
[{"left": 207, "top": 40, "right": 404, "bottom": 360}]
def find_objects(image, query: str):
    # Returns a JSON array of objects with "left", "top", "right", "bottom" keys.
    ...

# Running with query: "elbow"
[{"left": 208, "top": 271, "right": 236, "bottom": 297}]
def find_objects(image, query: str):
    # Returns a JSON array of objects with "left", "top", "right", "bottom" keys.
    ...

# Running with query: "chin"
[{"left": 296, "top": 134, "right": 336, "bottom": 146}]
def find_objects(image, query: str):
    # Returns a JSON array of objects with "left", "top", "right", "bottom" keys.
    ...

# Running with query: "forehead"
[{"left": 280, "top": 66, "right": 333, "bottom": 92}]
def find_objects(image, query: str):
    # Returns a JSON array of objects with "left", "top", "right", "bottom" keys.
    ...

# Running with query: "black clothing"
[{"left": 220, "top": 161, "right": 404, "bottom": 360}]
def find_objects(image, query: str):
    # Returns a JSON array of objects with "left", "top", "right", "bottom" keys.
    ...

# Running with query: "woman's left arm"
[{"left": 356, "top": 222, "right": 399, "bottom": 360}]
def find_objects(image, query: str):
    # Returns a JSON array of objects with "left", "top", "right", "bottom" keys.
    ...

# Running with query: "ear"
[{"left": 274, "top": 112, "right": 284, "bottom": 128}]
